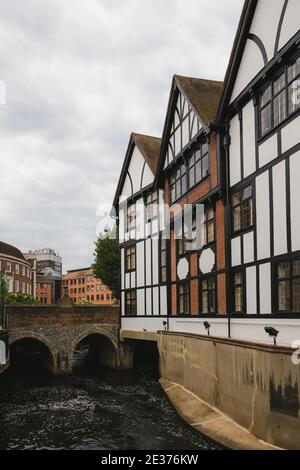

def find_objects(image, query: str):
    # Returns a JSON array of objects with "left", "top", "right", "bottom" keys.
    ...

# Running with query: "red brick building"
[
  {"left": 36, "top": 274, "right": 52, "bottom": 304},
  {"left": 63, "top": 268, "right": 114, "bottom": 305},
  {"left": 155, "top": 76, "right": 227, "bottom": 329},
  {"left": 0, "top": 241, "right": 33, "bottom": 296}
]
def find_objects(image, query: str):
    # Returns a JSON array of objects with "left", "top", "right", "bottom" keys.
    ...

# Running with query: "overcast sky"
[{"left": 0, "top": 0, "right": 243, "bottom": 272}]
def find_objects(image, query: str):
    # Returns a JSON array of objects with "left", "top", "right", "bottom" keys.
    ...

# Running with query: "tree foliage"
[
  {"left": 94, "top": 228, "right": 120, "bottom": 301},
  {"left": 0, "top": 275, "right": 37, "bottom": 305}
]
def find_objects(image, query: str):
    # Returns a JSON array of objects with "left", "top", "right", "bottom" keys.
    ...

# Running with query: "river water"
[{"left": 0, "top": 353, "right": 222, "bottom": 450}]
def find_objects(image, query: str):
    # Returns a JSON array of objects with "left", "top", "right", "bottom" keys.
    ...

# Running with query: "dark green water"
[{"left": 0, "top": 353, "right": 222, "bottom": 450}]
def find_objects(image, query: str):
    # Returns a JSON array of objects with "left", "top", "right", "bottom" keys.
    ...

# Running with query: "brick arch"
[
  {"left": 9, "top": 330, "right": 56, "bottom": 366},
  {"left": 70, "top": 326, "right": 118, "bottom": 356}
]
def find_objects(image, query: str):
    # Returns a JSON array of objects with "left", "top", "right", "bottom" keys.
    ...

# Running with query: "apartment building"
[{"left": 63, "top": 268, "right": 114, "bottom": 305}]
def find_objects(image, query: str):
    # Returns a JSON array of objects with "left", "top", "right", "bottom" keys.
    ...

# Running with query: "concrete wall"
[{"left": 158, "top": 332, "right": 300, "bottom": 450}]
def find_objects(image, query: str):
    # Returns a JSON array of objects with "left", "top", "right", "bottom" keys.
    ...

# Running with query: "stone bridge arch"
[
  {"left": 70, "top": 325, "right": 120, "bottom": 370},
  {"left": 9, "top": 330, "right": 57, "bottom": 373}
]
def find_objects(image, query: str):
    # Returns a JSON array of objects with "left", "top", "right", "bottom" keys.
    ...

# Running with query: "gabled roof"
[
  {"left": 112, "top": 133, "right": 161, "bottom": 211},
  {"left": 0, "top": 241, "right": 26, "bottom": 261},
  {"left": 174, "top": 75, "right": 223, "bottom": 126},
  {"left": 217, "top": 0, "right": 258, "bottom": 121},
  {"left": 155, "top": 75, "right": 223, "bottom": 186},
  {"left": 131, "top": 133, "right": 161, "bottom": 175}
]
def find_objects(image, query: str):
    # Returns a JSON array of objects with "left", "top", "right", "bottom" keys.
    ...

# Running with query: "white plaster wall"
[
  {"left": 259, "top": 133, "right": 278, "bottom": 168},
  {"left": 128, "top": 146, "right": 151, "bottom": 194},
  {"left": 231, "top": 236, "right": 241, "bottom": 267},
  {"left": 259, "top": 263, "right": 272, "bottom": 314},
  {"left": 145, "top": 239, "right": 152, "bottom": 286},
  {"left": 152, "top": 239, "right": 159, "bottom": 285},
  {"left": 168, "top": 317, "right": 228, "bottom": 338},
  {"left": 242, "top": 101, "right": 256, "bottom": 178},
  {"left": 273, "top": 160, "right": 287, "bottom": 256},
  {"left": 281, "top": 116, "right": 300, "bottom": 154},
  {"left": 243, "top": 231, "right": 254, "bottom": 264},
  {"left": 137, "top": 289, "right": 145, "bottom": 316},
  {"left": 121, "top": 317, "right": 166, "bottom": 332},
  {"left": 120, "top": 174, "right": 132, "bottom": 200},
  {"left": 121, "top": 248, "right": 125, "bottom": 290},
  {"left": 136, "top": 241, "right": 145, "bottom": 288},
  {"left": 290, "top": 151, "right": 300, "bottom": 252},
  {"left": 231, "top": 39, "right": 265, "bottom": 103},
  {"left": 256, "top": 171, "right": 270, "bottom": 260},
  {"left": 141, "top": 163, "right": 154, "bottom": 189},
  {"left": 229, "top": 115, "right": 241, "bottom": 186},
  {"left": 231, "top": 318, "right": 300, "bottom": 346},
  {"left": 153, "top": 287, "right": 159, "bottom": 316},
  {"left": 278, "top": 0, "right": 300, "bottom": 51},
  {"left": 250, "top": 0, "right": 285, "bottom": 61},
  {"left": 160, "top": 286, "right": 168, "bottom": 316},
  {"left": 146, "top": 288, "right": 152, "bottom": 316},
  {"left": 246, "top": 266, "right": 257, "bottom": 314}
]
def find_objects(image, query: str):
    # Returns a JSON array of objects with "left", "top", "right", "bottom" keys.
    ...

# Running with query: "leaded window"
[
  {"left": 232, "top": 185, "right": 253, "bottom": 233},
  {"left": 125, "top": 290, "right": 137, "bottom": 316},
  {"left": 233, "top": 272, "right": 245, "bottom": 314},
  {"left": 178, "top": 282, "right": 190, "bottom": 315},
  {"left": 276, "top": 259, "right": 300, "bottom": 313},
  {"left": 260, "top": 56, "right": 300, "bottom": 136},
  {"left": 170, "top": 163, "right": 187, "bottom": 204},
  {"left": 160, "top": 238, "right": 168, "bottom": 283},
  {"left": 188, "top": 143, "right": 209, "bottom": 188},
  {"left": 201, "top": 278, "right": 216, "bottom": 314},
  {"left": 125, "top": 246, "right": 136, "bottom": 272}
]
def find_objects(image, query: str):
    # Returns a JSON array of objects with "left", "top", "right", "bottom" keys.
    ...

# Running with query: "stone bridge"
[{"left": 6, "top": 304, "right": 133, "bottom": 374}]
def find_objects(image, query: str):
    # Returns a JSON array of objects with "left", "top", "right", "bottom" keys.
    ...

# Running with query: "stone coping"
[
  {"left": 160, "top": 378, "right": 282, "bottom": 451},
  {"left": 157, "top": 331, "right": 296, "bottom": 355}
]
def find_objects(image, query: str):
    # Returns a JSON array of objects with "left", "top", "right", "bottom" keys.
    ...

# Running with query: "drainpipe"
[{"left": 223, "top": 132, "right": 232, "bottom": 339}]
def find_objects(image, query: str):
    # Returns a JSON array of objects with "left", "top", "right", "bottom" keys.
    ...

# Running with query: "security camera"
[
  {"left": 264, "top": 326, "right": 279, "bottom": 345},
  {"left": 204, "top": 321, "right": 211, "bottom": 336}
]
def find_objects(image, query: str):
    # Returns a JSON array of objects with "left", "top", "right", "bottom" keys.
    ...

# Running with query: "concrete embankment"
[{"left": 157, "top": 332, "right": 300, "bottom": 450}]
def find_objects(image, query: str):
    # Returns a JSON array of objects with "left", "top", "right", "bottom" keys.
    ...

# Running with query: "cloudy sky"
[{"left": 0, "top": 0, "right": 243, "bottom": 272}]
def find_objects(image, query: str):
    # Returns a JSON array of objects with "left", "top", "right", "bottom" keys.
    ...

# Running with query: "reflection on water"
[{"left": 0, "top": 351, "right": 222, "bottom": 450}]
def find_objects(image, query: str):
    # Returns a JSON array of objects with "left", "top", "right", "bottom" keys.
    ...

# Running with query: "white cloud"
[{"left": 0, "top": 0, "right": 244, "bottom": 271}]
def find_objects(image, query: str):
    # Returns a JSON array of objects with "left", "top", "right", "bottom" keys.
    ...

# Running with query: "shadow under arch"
[
  {"left": 9, "top": 331, "right": 56, "bottom": 373},
  {"left": 71, "top": 327, "right": 119, "bottom": 371}
]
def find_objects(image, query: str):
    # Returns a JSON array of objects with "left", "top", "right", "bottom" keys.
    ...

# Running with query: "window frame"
[
  {"left": 232, "top": 270, "right": 246, "bottom": 315},
  {"left": 125, "top": 245, "right": 136, "bottom": 273},
  {"left": 200, "top": 276, "right": 217, "bottom": 315},
  {"left": 188, "top": 142, "right": 209, "bottom": 189},
  {"left": 170, "top": 162, "right": 187, "bottom": 204},
  {"left": 145, "top": 191, "right": 159, "bottom": 223},
  {"left": 125, "top": 290, "right": 137, "bottom": 317},
  {"left": 232, "top": 184, "right": 254, "bottom": 234},
  {"left": 159, "top": 236, "right": 168, "bottom": 284},
  {"left": 177, "top": 281, "right": 190, "bottom": 316},
  {"left": 259, "top": 54, "right": 300, "bottom": 138},
  {"left": 275, "top": 258, "right": 300, "bottom": 314}
]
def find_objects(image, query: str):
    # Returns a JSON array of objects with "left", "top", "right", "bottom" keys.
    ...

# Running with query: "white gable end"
[
  {"left": 120, "top": 144, "right": 154, "bottom": 201},
  {"left": 279, "top": 0, "right": 300, "bottom": 51},
  {"left": 120, "top": 174, "right": 132, "bottom": 200},
  {"left": 165, "top": 91, "right": 202, "bottom": 168},
  {"left": 230, "top": 0, "right": 300, "bottom": 103}
]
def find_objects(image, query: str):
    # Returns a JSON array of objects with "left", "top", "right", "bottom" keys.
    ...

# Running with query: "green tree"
[
  {"left": 94, "top": 228, "right": 120, "bottom": 301},
  {"left": 0, "top": 275, "right": 37, "bottom": 305}
]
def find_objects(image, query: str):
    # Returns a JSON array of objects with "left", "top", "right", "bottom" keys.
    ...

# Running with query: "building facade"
[
  {"left": 24, "top": 248, "right": 63, "bottom": 304},
  {"left": 156, "top": 75, "right": 226, "bottom": 335},
  {"left": 113, "top": 0, "right": 300, "bottom": 346},
  {"left": 113, "top": 133, "right": 168, "bottom": 331},
  {"left": 63, "top": 268, "right": 115, "bottom": 305},
  {"left": 36, "top": 274, "right": 52, "bottom": 304},
  {"left": 0, "top": 241, "right": 33, "bottom": 296},
  {"left": 217, "top": 0, "right": 300, "bottom": 344}
]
